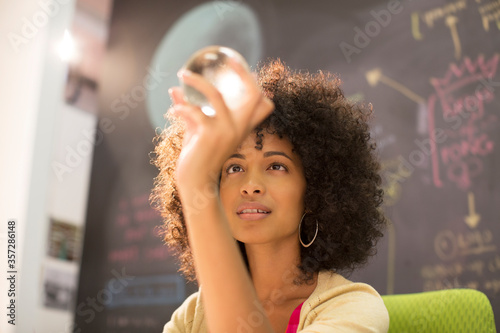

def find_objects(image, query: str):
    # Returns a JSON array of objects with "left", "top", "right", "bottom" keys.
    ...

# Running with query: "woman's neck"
[{"left": 244, "top": 240, "right": 317, "bottom": 306}]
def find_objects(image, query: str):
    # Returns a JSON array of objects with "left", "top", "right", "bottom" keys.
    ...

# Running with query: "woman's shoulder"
[
  {"left": 312, "top": 271, "right": 385, "bottom": 299},
  {"left": 299, "top": 271, "right": 389, "bottom": 332},
  {"left": 163, "top": 290, "right": 207, "bottom": 333}
]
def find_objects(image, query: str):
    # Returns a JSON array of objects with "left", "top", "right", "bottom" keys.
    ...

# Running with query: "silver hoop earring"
[{"left": 298, "top": 213, "right": 319, "bottom": 248}]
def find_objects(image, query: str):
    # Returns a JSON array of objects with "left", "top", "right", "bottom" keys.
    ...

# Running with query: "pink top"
[{"left": 284, "top": 302, "right": 304, "bottom": 333}]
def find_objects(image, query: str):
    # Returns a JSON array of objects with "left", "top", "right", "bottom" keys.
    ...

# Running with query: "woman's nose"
[{"left": 240, "top": 172, "right": 265, "bottom": 196}]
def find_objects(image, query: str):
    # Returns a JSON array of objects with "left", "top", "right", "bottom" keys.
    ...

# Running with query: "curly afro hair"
[{"left": 151, "top": 59, "right": 386, "bottom": 283}]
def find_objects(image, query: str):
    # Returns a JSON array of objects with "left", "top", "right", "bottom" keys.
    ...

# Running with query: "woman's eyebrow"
[
  {"left": 228, "top": 153, "right": 245, "bottom": 160},
  {"left": 227, "top": 151, "right": 293, "bottom": 161},
  {"left": 263, "top": 151, "right": 293, "bottom": 161}
]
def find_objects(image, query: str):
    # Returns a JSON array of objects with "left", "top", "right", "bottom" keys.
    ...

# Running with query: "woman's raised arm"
[{"left": 168, "top": 60, "right": 275, "bottom": 333}]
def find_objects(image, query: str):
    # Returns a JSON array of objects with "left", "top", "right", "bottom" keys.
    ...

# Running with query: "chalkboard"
[{"left": 76, "top": 0, "right": 500, "bottom": 332}]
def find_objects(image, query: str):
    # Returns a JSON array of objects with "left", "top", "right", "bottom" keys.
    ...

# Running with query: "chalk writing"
[
  {"left": 106, "top": 274, "right": 185, "bottom": 308},
  {"left": 488, "top": 254, "right": 500, "bottom": 272},
  {"left": 421, "top": 262, "right": 464, "bottom": 279},
  {"left": 434, "top": 228, "right": 496, "bottom": 261},
  {"left": 107, "top": 314, "right": 160, "bottom": 330},
  {"left": 411, "top": 1, "right": 467, "bottom": 58},
  {"left": 423, "top": 278, "right": 479, "bottom": 291},
  {"left": 477, "top": 0, "right": 500, "bottom": 31},
  {"left": 420, "top": 256, "right": 499, "bottom": 293},
  {"left": 366, "top": 68, "right": 426, "bottom": 103},
  {"left": 124, "top": 226, "right": 148, "bottom": 242},
  {"left": 422, "top": 1, "right": 467, "bottom": 28},
  {"left": 108, "top": 245, "right": 139, "bottom": 263},
  {"left": 484, "top": 279, "right": 500, "bottom": 294},
  {"left": 380, "top": 158, "right": 412, "bottom": 206},
  {"left": 464, "top": 192, "right": 481, "bottom": 228},
  {"left": 420, "top": 259, "right": 485, "bottom": 279},
  {"left": 144, "top": 245, "right": 170, "bottom": 261},
  {"left": 115, "top": 214, "right": 130, "bottom": 227},
  {"left": 466, "top": 259, "right": 486, "bottom": 276},
  {"left": 108, "top": 192, "right": 165, "bottom": 266},
  {"left": 427, "top": 55, "right": 499, "bottom": 189}
]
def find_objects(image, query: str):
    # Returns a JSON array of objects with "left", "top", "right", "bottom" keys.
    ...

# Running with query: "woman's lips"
[
  {"left": 239, "top": 209, "right": 270, "bottom": 214},
  {"left": 237, "top": 211, "right": 270, "bottom": 220},
  {"left": 236, "top": 203, "right": 271, "bottom": 220}
]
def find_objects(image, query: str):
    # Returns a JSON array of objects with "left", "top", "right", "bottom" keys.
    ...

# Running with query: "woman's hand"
[{"left": 169, "top": 61, "right": 274, "bottom": 195}]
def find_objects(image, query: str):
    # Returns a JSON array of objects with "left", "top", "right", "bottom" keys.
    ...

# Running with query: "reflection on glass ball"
[{"left": 180, "top": 46, "right": 250, "bottom": 116}]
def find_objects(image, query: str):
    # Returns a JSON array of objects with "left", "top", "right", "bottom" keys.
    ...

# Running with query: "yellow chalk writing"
[{"left": 423, "top": 0, "right": 467, "bottom": 28}]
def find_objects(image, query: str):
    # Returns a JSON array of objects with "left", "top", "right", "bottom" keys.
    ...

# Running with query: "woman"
[{"left": 151, "top": 59, "right": 389, "bottom": 332}]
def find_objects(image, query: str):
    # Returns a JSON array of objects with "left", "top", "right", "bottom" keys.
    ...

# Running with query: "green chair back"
[{"left": 382, "top": 289, "right": 496, "bottom": 333}]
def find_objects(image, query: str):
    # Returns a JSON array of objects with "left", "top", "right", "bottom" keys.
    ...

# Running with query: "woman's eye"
[
  {"left": 227, "top": 165, "right": 243, "bottom": 174},
  {"left": 269, "top": 163, "right": 287, "bottom": 171}
]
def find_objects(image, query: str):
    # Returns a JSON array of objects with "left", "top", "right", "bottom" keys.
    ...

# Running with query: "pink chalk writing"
[
  {"left": 108, "top": 192, "right": 167, "bottom": 264},
  {"left": 427, "top": 55, "right": 499, "bottom": 189},
  {"left": 144, "top": 245, "right": 171, "bottom": 261},
  {"left": 108, "top": 245, "right": 139, "bottom": 263}
]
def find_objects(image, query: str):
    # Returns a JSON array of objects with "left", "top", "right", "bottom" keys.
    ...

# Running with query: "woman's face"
[{"left": 220, "top": 132, "right": 307, "bottom": 246}]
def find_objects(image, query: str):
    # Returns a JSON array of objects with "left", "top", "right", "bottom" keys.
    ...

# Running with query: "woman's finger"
[
  {"left": 178, "top": 70, "right": 229, "bottom": 119},
  {"left": 229, "top": 58, "right": 257, "bottom": 93},
  {"left": 248, "top": 97, "right": 274, "bottom": 130},
  {"left": 169, "top": 87, "right": 187, "bottom": 106},
  {"left": 169, "top": 103, "right": 207, "bottom": 131}
]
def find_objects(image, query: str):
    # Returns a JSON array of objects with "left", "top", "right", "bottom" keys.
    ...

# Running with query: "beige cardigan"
[{"left": 163, "top": 271, "right": 389, "bottom": 332}]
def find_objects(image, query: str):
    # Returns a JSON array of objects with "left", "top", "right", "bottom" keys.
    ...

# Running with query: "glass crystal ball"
[{"left": 180, "top": 46, "right": 250, "bottom": 116}]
